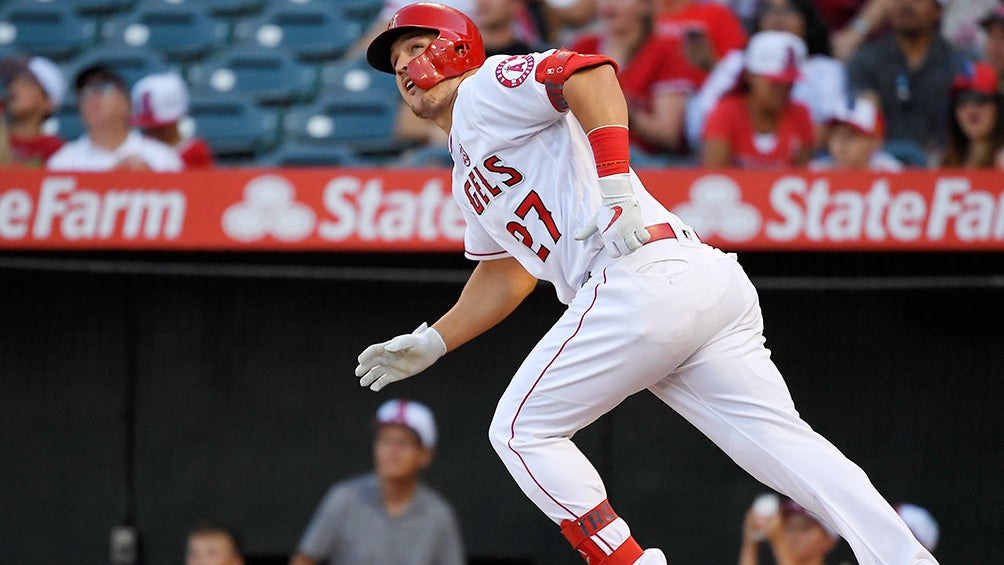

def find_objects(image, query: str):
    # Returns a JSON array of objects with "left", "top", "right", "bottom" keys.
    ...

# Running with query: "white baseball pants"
[{"left": 488, "top": 238, "right": 937, "bottom": 564}]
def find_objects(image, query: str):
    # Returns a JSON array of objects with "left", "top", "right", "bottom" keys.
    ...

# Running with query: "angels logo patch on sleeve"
[{"left": 495, "top": 55, "right": 535, "bottom": 88}]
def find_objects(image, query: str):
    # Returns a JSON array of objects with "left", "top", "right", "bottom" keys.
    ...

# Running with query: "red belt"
[{"left": 644, "top": 223, "right": 676, "bottom": 244}]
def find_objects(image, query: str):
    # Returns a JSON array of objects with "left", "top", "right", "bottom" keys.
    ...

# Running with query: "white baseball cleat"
[{"left": 635, "top": 548, "right": 667, "bottom": 564}]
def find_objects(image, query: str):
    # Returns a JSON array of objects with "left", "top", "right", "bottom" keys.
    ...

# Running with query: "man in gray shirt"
[
  {"left": 290, "top": 399, "right": 465, "bottom": 565},
  {"left": 846, "top": 0, "right": 966, "bottom": 163}
]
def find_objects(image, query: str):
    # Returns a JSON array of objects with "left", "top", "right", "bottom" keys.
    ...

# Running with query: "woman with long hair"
[{"left": 941, "top": 61, "right": 1004, "bottom": 169}]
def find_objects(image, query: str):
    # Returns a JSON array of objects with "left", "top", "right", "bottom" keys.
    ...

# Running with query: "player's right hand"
[
  {"left": 355, "top": 322, "right": 447, "bottom": 392},
  {"left": 575, "top": 173, "right": 650, "bottom": 258}
]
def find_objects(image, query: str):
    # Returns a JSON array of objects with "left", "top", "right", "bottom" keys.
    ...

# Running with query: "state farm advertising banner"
[{"left": 1, "top": 168, "right": 1002, "bottom": 251}]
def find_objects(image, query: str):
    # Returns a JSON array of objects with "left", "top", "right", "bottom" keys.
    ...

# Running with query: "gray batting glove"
[
  {"left": 355, "top": 322, "right": 447, "bottom": 392},
  {"left": 574, "top": 173, "right": 650, "bottom": 257}
]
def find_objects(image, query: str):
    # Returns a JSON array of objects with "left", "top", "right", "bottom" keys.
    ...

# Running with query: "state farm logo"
[
  {"left": 222, "top": 175, "right": 316, "bottom": 241},
  {"left": 672, "top": 175, "right": 762, "bottom": 241}
]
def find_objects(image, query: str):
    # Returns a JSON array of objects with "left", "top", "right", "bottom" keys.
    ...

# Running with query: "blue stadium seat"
[
  {"left": 319, "top": 54, "right": 398, "bottom": 99},
  {"left": 53, "top": 0, "right": 136, "bottom": 16},
  {"left": 0, "top": 1, "right": 97, "bottom": 62},
  {"left": 282, "top": 92, "right": 401, "bottom": 154},
  {"left": 199, "top": 0, "right": 266, "bottom": 18},
  {"left": 233, "top": 0, "right": 361, "bottom": 61},
  {"left": 331, "top": 0, "right": 384, "bottom": 21},
  {"left": 257, "top": 142, "right": 363, "bottom": 167},
  {"left": 102, "top": 2, "right": 229, "bottom": 63},
  {"left": 188, "top": 93, "right": 279, "bottom": 158},
  {"left": 47, "top": 100, "right": 84, "bottom": 140},
  {"left": 66, "top": 46, "right": 171, "bottom": 90},
  {"left": 187, "top": 45, "right": 317, "bottom": 105}
]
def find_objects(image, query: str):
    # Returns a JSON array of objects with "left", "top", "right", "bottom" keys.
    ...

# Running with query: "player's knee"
[{"left": 487, "top": 412, "right": 511, "bottom": 456}]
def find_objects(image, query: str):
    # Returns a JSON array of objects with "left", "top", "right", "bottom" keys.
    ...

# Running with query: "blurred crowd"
[{"left": 2, "top": 0, "right": 1003, "bottom": 171}]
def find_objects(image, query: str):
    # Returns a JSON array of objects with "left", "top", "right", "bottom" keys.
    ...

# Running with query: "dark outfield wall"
[{"left": 1, "top": 252, "right": 1001, "bottom": 565}]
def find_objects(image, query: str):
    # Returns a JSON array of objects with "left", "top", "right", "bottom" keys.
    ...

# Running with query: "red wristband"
[{"left": 587, "top": 125, "right": 630, "bottom": 177}]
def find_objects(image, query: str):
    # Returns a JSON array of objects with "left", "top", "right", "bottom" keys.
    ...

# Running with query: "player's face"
[
  {"left": 374, "top": 424, "right": 432, "bottom": 482},
  {"left": 185, "top": 533, "right": 242, "bottom": 565},
  {"left": 782, "top": 513, "right": 836, "bottom": 561},
  {"left": 954, "top": 91, "right": 998, "bottom": 141},
  {"left": 389, "top": 32, "right": 457, "bottom": 121},
  {"left": 828, "top": 123, "right": 876, "bottom": 170}
]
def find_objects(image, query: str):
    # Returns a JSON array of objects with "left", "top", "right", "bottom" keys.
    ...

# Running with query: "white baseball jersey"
[{"left": 448, "top": 51, "right": 683, "bottom": 304}]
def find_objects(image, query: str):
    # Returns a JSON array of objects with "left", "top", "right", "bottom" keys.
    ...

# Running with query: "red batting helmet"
[{"left": 366, "top": 2, "right": 485, "bottom": 90}]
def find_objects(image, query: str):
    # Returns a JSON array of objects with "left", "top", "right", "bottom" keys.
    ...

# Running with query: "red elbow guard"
[{"left": 535, "top": 48, "right": 618, "bottom": 112}]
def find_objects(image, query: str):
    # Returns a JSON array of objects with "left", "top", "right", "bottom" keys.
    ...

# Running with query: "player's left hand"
[
  {"left": 575, "top": 173, "right": 650, "bottom": 257},
  {"left": 355, "top": 322, "right": 447, "bottom": 392}
]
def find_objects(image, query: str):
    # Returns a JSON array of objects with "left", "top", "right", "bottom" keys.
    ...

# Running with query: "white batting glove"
[
  {"left": 574, "top": 173, "right": 650, "bottom": 257},
  {"left": 355, "top": 322, "right": 447, "bottom": 392}
]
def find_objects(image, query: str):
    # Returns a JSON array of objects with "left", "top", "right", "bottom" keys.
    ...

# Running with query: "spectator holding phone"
[{"left": 654, "top": 0, "right": 747, "bottom": 84}]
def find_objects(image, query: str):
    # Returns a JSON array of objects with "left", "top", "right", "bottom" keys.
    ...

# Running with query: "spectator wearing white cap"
[
  {"left": 132, "top": 72, "right": 213, "bottom": 169},
  {"left": 290, "top": 399, "right": 465, "bottom": 565},
  {"left": 810, "top": 93, "right": 905, "bottom": 171},
  {"left": 0, "top": 55, "right": 66, "bottom": 167},
  {"left": 701, "top": 30, "right": 815, "bottom": 169},
  {"left": 47, "top": 64, "right": 182, "bottom": 172},
  {"left": 895, "top": 502, "right": 939, "bottom": 554},
  {"left": 739, "top": 494, "right": 840, "bottom": 565}
]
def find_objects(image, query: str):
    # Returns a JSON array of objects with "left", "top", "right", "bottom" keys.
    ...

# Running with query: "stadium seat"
[
  {"left": 319, "top": 54, "right": 398, "bottom": 99},
  {"left": 331, "top": 0, "right": 384, "bottom": 21},
  {"left": 257, "top": 142, "right": 363, "bottom": 167},
  {"left": 51, "top": 0, "right": 136, "bottom": 16},
  {"left": 232, "top": 0, "right": 361, "bottom": 61},
  {"left": 102, "top": 2, "right": 229, "bottom": 63},
  {"left": 188, "top": 45, "right": 317, "bottom": 105},
  {"left": 188, "top": 93, "right": 280, "bottom": 158},
  {"left": 66, "top": 46, "right": 171, "bottom": 90},
  {"left": 198, "top": 0, "right": 266, "bottom": 18},
  {"left": 46, "top": 100, "right": 84, "bottom": 140},
  {"left": 0, "top": 1, "right": 97, "bottom": 62},
  {"left": 282, "top": 92, "right": 401, "bottom": 154}
]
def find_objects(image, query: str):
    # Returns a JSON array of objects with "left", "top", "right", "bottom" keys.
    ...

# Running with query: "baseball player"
[{"left": 356, "top": 4, "right": 938, "bottom": 564}]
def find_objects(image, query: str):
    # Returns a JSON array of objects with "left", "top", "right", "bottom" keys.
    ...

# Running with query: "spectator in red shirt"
[
  {"left": 131, "top": 72, "right": 214, "bottom": 168},
  {"left": 569, "top": 0, "right": 699, "bottom": 156},
  {"left": 654, "top": 0, "right": 747, "bottom": 83},
  {"left": 702, "top": 31, "right": 814, "bottom": 169},
  {"left": 0, "top": 55, "right": 66, "bottom": 167}
]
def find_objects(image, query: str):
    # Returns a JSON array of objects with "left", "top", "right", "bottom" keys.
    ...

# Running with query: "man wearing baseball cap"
[
  {"left": 740, "top": 496, "right": 840, "bottom": 565},
  {"left": 131, "top": 72, "right": 213, "bottom": 168},
  {"left": 290, "top": 399, "right": 465, "bottom": 565},
  {"left": 0, "top": 55, "right": 66, "bottom": 167},
  {"left": 46, "top": 64, "right": 183, "bottom": 171}
]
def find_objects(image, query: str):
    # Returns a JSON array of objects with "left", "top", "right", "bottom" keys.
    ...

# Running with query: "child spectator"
[
  {"left": 941, "top": 61, "right": 1004, "bottom": 168},
  {"left": 0, "top": 55, "right": 66, "bottom": 167},
  {"left": 739, "top": 495, "right": 840, "bottom": 565},
  {"left": 701, "top": 31, "right": 814, "bottom": 169},
  {"left": 131, "top": 72, "right": 213, "bottom": 168},
  {"left": 569, "top": 0, "right": 699, "bottom": 157},
  {"left": 810, "top": 94, "right": 904, "bottom": 171},
  {"left": 186, "top": 521, "right": 245, "bottom": 565}
]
